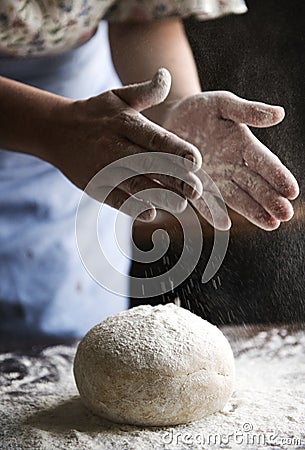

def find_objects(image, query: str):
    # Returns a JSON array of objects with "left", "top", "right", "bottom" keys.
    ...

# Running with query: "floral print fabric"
[
  {"left": 106, "top": 0, "right": 247, "bottom": 22},
  {"left": 0, "top": 0, "right": 247, "bottom": 56}
]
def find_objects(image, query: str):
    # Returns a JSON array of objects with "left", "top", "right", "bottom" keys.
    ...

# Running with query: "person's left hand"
[{"left": 163, "top": 91, "right": 299, "bottom": 230}]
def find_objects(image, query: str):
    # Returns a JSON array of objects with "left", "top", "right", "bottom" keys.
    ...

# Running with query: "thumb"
[
  {"left": 113, "top": 68, "right": 171, "bottom": 112},
  {"left": 217, "top": 91, "right": 285, "bottom": 128}
]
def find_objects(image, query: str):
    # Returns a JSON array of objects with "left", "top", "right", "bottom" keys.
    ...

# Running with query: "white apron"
[{"left": 0, "top": 23, "right": 130, "bottom": 340}]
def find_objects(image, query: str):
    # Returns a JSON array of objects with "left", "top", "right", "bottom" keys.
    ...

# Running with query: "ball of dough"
[{"left": 73, "top": 304, "right": 235, "bottom": 427}]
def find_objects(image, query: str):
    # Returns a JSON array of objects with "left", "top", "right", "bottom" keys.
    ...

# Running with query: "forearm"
[
  {"left": 0, "top": 76, "right": 72, "bottom": 163},
  {"left": 108, "top": 18, "right": 201, "bottom": 125}
]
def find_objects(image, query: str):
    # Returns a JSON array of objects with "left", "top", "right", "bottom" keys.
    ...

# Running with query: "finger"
[
  {"left": 232, "top": 166, "right": 294, "bottom": 222},
  {"left": 189, "top": 164, "right": 231, "bottom": 230},
  {"left": 191, "top": 193, "right": 231, "bottom": 231},
  {"left": 97, "top": 139, "right": 202, "bottom": 195},
  {"left": 120, "top": 149, "right": 203, "bottom": 194},
  {"left": 113, "top": 68, "right": 171, "bottom": 112},
  {"left": 151, "top": 172, "right": 203, "bottom": 200},
  {"left": 87, "top": 184, "right": 156, "bottom": 222},
  {"left": 91, "top": 159, "right": 201, "bottom": 203},
  {"left": 223, "top": 180, "right": 281, "bottom": 230},
  {"left": 217, "top": 91, "right": 285, "bottom": 128},
  {"left": 115, "top": 169, "right": 188, "bottom": 213},
  {"left": 87, "top": 163, "right": 192, "bottom": 214},
  {"left": 242, "top": 126, "right": 299, "bottom": 199},
  {"left": 122, "top": 113, "right": 202, "bottom": 171}
]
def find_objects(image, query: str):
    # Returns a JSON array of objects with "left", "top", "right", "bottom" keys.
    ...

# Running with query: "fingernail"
[{"left": 184, "top": 153, "right": 196, "bottom": 168}]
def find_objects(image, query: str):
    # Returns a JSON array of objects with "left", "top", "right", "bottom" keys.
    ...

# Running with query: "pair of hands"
[{"left": 57, "top": 68, "right": 298, "bottom": 230}]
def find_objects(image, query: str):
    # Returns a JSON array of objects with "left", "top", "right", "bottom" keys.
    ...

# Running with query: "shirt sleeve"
[{"left": 105, "top": 0, "right": 248, "bottom": 22}]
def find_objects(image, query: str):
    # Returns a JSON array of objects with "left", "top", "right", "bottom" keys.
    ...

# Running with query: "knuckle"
[
  {"left": 116, "top": 110, "right": 135, "bottom": 129},
  {"left": 103, "top": 90, "right": 116, "bottom": 103},
  {"left": 147, "top": 131, "right": 160, "bottom": 149},
  {"left": 217, "top": 90, "right": 236, "bottom": 109},
  {"left": 219, "top": 90, "right": 235, "bottom": 102},
  {"left": 149, "top": 131, "right": 170, "bottom": 151}
]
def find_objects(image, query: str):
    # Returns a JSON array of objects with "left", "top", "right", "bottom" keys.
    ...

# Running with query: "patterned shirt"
[{"left": 0, "top": 0, "right": 247, "bottom": 56}]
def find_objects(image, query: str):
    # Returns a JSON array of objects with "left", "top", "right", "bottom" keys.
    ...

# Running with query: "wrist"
[
  {"left": 40, "top": 98, "right": 79, "bottom": 168},
  {"left": 0, "top": 76, "right": 75, "bottom": 165}
]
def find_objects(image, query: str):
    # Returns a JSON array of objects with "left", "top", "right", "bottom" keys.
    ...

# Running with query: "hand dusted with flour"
[
  {"left": 43, "top": 68, "right": 202, "bottom": 221},
  {"left": 164, "top": 91, "right": 299, "bottom": 230}
]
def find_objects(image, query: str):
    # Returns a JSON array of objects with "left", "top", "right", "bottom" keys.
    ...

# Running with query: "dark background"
[{"left": 130, "top": 0, "right": 305, "bottom": 325}]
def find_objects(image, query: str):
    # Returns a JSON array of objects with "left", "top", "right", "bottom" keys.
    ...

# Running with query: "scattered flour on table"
[{"left": 0, "top": 325, "right": 304, "bottom": 449}]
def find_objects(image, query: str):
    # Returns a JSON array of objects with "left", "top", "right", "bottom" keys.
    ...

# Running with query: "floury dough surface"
[
  {"left": 0, "top": 323, "right": 304, "bottom": 449},
  {"left": 73, "top": 304, "right": 235, "bottom": 426}
]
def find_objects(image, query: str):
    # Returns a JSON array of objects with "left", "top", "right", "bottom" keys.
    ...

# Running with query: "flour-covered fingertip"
[
  {"left": 286, "top": 180, "right": 299, "bottom": 200},
  {"left": 260, "top": 217, "right": 281, "bottom": 231},
  {"left": 272, "top": 105, "right": 285, "bottom": 122},
  {"left": 274, "top": 198, "right": 294, "bottom": 222},
  {"left": 211, "top": 211, "right": 232, "bottom": 231},
  {"left": 151, "top": 67, "right": 171, "bottom": 100},
  {"left": 153, "top": 67, "right": 171, "bottom": 85}
]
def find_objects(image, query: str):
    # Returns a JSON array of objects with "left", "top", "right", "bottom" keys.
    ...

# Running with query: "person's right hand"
[
  {"left": 53, "top": 68, "right": 203, "bottom": 221},
  {"left": 163, "top": 91, "right": 299, "bottom": 231}
]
